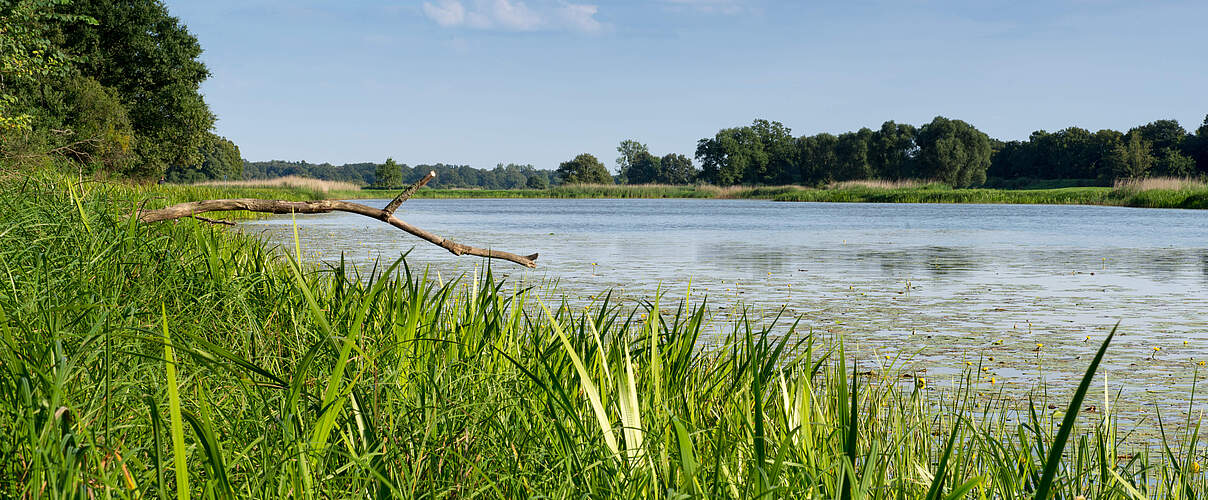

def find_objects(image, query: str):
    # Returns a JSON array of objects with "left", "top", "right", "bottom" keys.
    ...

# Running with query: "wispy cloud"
[
  {"left": 421, "top": 0, "right": 605, "bottom": 33},
  {"left": 662, "top": 0, "right": 743, "bottom": 15},
  {"left": 422, "top": 0, "right": 466, "bottom": 26}
]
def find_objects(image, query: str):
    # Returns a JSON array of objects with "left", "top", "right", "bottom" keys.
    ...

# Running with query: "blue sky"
[{"left": 164, "top": 0, "right": 1208, "bottom": 171}]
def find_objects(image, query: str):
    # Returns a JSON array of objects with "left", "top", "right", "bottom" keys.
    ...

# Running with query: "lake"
[{"left": 246, "top": 198, "right": 1208, "bottom": 415}]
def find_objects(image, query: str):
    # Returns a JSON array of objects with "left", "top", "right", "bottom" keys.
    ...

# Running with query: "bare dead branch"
[
  {"left": 384, "top": 170, "right": 435, "bottom": 214},
  {"left": 137, "top": 196, "right": 539, "bottom": 268},
  {"left": 190, "top": 215, "right": 237, "bottom": 226}
]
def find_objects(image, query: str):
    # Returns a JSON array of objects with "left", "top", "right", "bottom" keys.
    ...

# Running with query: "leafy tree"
[
  {"left": 526, "top": 174, "right": 549, "bottom": 189},
  {"left": 556, "top": 153, "right": 611, "bottom": 184},
  {"left": 1192, "top": 115, "right": 1208, "bottom": 174},
  {"left": 0, "top": 0, "right": 92, "bottom": 133},
  {"left": 58, "top": 76, "right": 134, "bottom": 171},
  {"left": 166, "top": 132, "right": 240, "bottom": 182},
  {"left": 615, "top": 139, "right": 648, "bottom": 184},
  {"left": 1108, "top": 133, "right": 1153, "bottom": 179},
  {"left": 798, "top": 133, "right": 839, "bottom": 185},
  {"left": 375, "top": 158, "right": 402, "bottom": 188},
  {"left": 1131, "top": 120, "right": 1186, "bottom": 153},
  {"left": 58, "top": 0, "right": 215, "bottom": 178},
  {"left": 658, "top": 153, "right": 696, "bottom": 184},
  {"left": 625, "top": 151, "right": 661, "bottom": 184},
  {"left": 870, "top": 121, "right": 917, "bottom": 179},
  {"left": 915, "top": 116, "right": 991, "bottom": 187},
  {"left": 1152, "top": 147, "right": 1195, "bottom": 177},
  {"left": 834, "top": 128, "right": 873, "bottom": 181},
  {"left": 695, "top": 126, "right": 767, "bottom": 185},
  {"left": 751, "top": 119, "right": 796, "bottom": 184}
]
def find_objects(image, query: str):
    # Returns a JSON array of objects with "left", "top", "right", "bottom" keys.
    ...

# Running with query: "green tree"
[
  {"left": 834, "top": 128, "right": 873, "bottom": 181},
  {"left": 1108, "top": 133, "right": 1153, "bottom": 179},
  {"left": 165, "top": 132, "right": 239, "bottom": 182},
  {"left": 556, "top": 153, "right": 611, "bottom": 184},
  {"left": 797, "top": 133, "right": 840, "bottom": 185},
  {"left": 526, "top": 174, "right": 549, "bottom": 189},
  {"left": 658, "top": 153, "right": 696, "bottom": 184},
  {"left": 751, "top": 119, "right": 796, "bottom": 184},
  {"left": 695, "top": 126, "right": 766, "bottom": 185},
  {"left": 870, "top": 121, "right": 917, "bottom": 179},
  {"left": 615, "top": 139, "right": 648, "bottom": 184},
  {"left": 1152, "top": 147, "right": 1195, "bottom": 177},
  {"left": 58, "top": 76, "right": 134, "bottom": 172},
  {"left": 0, "top": 0, "right": 91, "bottom": 133},
  {"left": 58, "top": 0, "right": 215, "bottom": 178},
  {"left": 625, "top": 151, "right": 661, "bottom": 184},
  {"left": 1192, "top": 115, "right": 1208, "bottom": 174},
  {"left": 915, "top": 116, "right": 991, "bottom": 187},
  {"left": 1131, "top": 119, "right": 1186, "bottom": 153},
  {"left": 375, "top": 158, "right": 402, "bottom": 188}
]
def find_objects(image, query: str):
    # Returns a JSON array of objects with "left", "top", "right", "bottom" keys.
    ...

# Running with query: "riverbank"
[
  {"left": 4, "top": 170, "right": 1207, "bottom": 497},
  {"left": 230, "top": 181, "right": 1208, "bottom": 209}
]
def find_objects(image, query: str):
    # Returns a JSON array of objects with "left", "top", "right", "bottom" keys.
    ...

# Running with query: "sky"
[{"left": 163, "top": 0, "right": 1208, "bottom": 171}]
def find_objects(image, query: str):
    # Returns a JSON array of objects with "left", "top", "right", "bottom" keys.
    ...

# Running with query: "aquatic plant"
[{"left": 1, "top": 169, "right": 1206, "bottom": 498}]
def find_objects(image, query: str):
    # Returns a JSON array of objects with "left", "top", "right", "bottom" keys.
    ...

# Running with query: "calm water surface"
[{"left": 246, "top": 199, "right": 1208, "bottom": 415}]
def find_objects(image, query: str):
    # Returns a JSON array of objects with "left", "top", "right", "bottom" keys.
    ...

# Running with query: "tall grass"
[
  {"left": 827, "top": 179, "right": 933, "bottom": 190},
  {"left": 192, "top": 175, "right": 362, "bottom": 193},
  {"left": 1114, "top": 176, "right": 1208, "bottom": 192},
  {"left": 2, "top": 168, "right": 1207, "bottom": 497}
]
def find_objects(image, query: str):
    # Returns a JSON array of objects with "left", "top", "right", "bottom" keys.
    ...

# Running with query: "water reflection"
[{"left": 245, "top": 199, "right": 1208, "bottom": 414}]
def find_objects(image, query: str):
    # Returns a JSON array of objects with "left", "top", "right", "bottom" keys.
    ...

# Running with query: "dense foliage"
[
  {"left": 556, "top": 152, "right": 612, "bottom": 184},
  {"left": 691, "top": 116, "right": 1208, "bottom": 187},
  {"left": 0, "top": 0, "right": 236, "bottom": 180}
]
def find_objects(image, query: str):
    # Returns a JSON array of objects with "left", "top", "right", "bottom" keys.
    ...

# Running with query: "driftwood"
[{"left": 137, "top": 171, "right": 538, "bottom": 268}]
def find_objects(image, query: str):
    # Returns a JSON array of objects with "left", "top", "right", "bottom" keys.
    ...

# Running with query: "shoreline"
[{"left": 288, "top": 184, "right": 1208, "bottom": 210}]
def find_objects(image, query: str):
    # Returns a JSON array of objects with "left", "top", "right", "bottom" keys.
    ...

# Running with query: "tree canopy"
[
  {"left": 1, "top": 0, "right": 225, "bottom": 180},
  {"left": 556, "top": 153, "right": 612, "bottom": 184}
]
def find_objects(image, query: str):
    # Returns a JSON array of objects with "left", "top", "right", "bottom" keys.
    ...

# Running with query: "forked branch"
[{"left": 137, "top": 171, "right": 539, "bottom": 268}]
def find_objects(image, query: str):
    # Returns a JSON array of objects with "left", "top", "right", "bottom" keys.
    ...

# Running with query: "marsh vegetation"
[{"left": 4, "top": 170, "right": 1208, "bottom": 498}]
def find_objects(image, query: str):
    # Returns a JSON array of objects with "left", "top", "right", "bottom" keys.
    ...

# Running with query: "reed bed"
[
  {"left": 1113, "top": 176, "right": 1208, "bottom": 192},
  {"left": 828, "top": 179, "right": 933, "bottom": 190},
  {"left": 193, "top": 175, "right": 362, "bottom": 193},
  {"left": 2, "top": 169, "right": 1208, "bottom": 498}
]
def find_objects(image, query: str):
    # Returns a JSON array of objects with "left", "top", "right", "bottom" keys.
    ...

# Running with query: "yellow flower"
[
  {"left": 1194, "top": 462, "right": 1202, "bottom": 474},
  {"left": 1036, "top": 343, "right": 1044, "bottom": 349}
]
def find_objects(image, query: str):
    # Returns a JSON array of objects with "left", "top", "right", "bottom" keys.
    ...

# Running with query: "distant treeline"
[
  {"left": 243, "top": 160, "right": 557, "bottom": 189},
  {"left": 245, "top": 115, "right": 1208, "bottom": 190},
  {"left": 7, "top": 0, "right": 1204, "bottom": 189},
  {"left": 684, "top": 116, "right": 1208, "bottom": 187}
]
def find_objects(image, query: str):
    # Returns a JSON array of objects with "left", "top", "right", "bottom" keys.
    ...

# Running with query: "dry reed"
[
  {"left": 1113, "top": 176, "right": 1206, "bottom": 192},
  {"left": 192, "top": 175, "right": 361, "bottom": 193},
  {"left": 828, "top": 179, "right": 930, "bottom": 189}
]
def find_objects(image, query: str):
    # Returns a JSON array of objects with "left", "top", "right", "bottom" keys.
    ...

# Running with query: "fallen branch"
[
  {"left": 189, "top": 215, "right": 236, "bottom": 226},
  {"left": 137, "top": 171, "right": 539, "bottom": 268}
]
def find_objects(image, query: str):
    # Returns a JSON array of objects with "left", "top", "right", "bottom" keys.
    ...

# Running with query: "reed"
[
  {"left": 192, "top": 175, "right": 362, "bottom": 193},
  {"left": 1, "top": 168, "right": 1206, "bottom": 498},
  {"left": 1113, "top": 176, "right": 1208, "bottom": 192}
]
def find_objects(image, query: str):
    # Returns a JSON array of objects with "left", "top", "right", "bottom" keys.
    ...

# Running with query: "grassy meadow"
[{"left": 5, "top": 169, "right": 1208, "bottom": 498}]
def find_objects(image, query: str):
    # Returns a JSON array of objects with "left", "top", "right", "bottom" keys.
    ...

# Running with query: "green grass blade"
[
  {"left": 161, "top": 303, "right": 190, "bottom": 500},
  {"left": 1032, "top": 323, "right": 1117, "bottom": 500}
]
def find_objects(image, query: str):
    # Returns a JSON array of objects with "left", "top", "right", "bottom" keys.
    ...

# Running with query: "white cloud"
[
  {"left": 556, "top": 3, "right": 603, "bottom": 33},
  {"left": 421, "top": 0, "right": 605, "bottom": 33},
  {"left": 422, "top": 0, "right": 466, "bottom": 26},
  {"left": 662, "top": 0, "right": 743, "bottom": 15}
]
